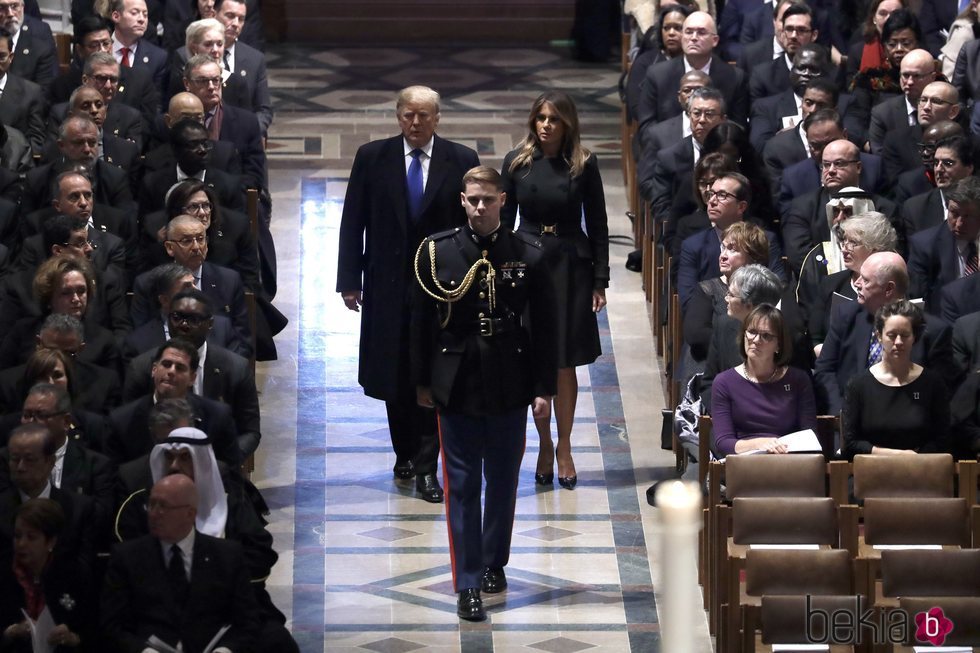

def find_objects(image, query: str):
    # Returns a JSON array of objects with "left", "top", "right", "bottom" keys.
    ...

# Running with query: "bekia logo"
[{"left": 915, "top": 606, "right": 953, "bottom": 646}]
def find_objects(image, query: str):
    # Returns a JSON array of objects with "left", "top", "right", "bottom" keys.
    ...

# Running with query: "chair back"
[
  {"left": 725, "top": 453, "right": 826, "bottom": 500},
  {"left": 863, "top": 498, "right": 969, "bottom": 547},
  {"left": 852, "top": 454, "right": 954, "bottom": 499},
  {"left": 881, "top": 549, "right": 980, "bottom": 597},
  {"left": 745, "top": 549, "right": 852, "bottom": 597},
  {"left": 732, "top": 497, "right": 837, "bottom": 545},
  {"left": 898, "top": 597, "right": 980, "bottom": 646},
  {"left": 761, "top": 595, "right": 866, "bottom": 645}
]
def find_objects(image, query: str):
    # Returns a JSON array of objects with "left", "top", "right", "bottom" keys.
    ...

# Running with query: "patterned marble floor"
[{"left": 252, "top": 45, "right": 712, "bottom": 652}]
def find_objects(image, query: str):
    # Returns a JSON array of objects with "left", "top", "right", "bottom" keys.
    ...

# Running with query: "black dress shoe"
[
  {"left": 558, "top": 475, "right": 578, "bottom": 490},
  {"left": 480, "top": 567, "right": 507, "bottom": 593},
  {"left": 415, "top": 473, "right": 444, "bottom": 503},
  {"left": 456, "top": 588, "right": 485, "bottom": 621},
  {"left": 393, "top": 458, "right": 414, "bottom": 479},
  {"left": 534, "top": 472, "right": 554, "bottom": 485}
]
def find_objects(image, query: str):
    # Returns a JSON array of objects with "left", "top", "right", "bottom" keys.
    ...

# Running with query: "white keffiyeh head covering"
[
  {"left": 824, "top": 187, "right": 876, "bottom": 274},
  {"left": 149, "top": 427, "right": 227, "bottom": 537}
]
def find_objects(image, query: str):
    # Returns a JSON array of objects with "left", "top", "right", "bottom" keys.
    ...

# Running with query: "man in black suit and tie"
[
  {"left": 106, "top": 338, "right": 241, "bottom": 466},
  {"left": 902, "top": 134, "right": 974, "bottom": 239},
  {"left": 0, "top": 384, "right": 112, "bottom": 525},
  {"left": 746, "top": 3, "right": 820, "bottom": 102},
  {"left": 101, "top": 473, "right": 261, "bottom": 652},
  {"left": 0, "top": 29, "right": 46, "bottom": 154},
  {"left": 637, "top": 10, "right": 748, "bottom": 133},
  {"left": 763, "top": 79, "right": 838, "bottom": 197},
  {"left": 868, "top": 49, "right": 936, "bottom": 154},
  {"left": 337, "top": 85, "right": 479, "bottom": 503},
  {"left": 124, "top": 289, "right": 261, "bottom": 457},
  {"left": 166, "top": 19, "right": 251, "bottom": 112},
  {"left": 143, "top": 92, "right": 240, "bottom": 173},
  {"left": 814, "top": 251, "right": 955, "bottom": 413},
  {"left": 215, "top": 0, "right": 271, "bottom": 135},
  {"left": 750, "top": 43, "right": 831, "bottom": 152},
  {"left": 0, "top": 0, "right": 56, "bottom": 90},
  {"left": 909, "top": 176, "right": 980, "bottom": 312},
  {"left": 110, "top": 0, "right": 168, "bottom": 97},
  {"left": 882, "top": 81, "right": 962, "bottom": 181},
  {"left": 638, "top": 69, "right": 707, "bottom": 156}
]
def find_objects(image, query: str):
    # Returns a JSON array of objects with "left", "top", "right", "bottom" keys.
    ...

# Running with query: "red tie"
[{"left": 120, "top": 47, "right": 131, "bottom": 67}]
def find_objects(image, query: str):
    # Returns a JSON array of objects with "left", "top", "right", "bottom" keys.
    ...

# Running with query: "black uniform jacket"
[{"left": 410, "top": 225, "right": 558, "bottom": 415}]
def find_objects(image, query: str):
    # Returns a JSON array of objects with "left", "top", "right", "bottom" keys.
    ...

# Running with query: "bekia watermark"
[{"left": 805, "top": 596, "right": 955, "bottom": 645}]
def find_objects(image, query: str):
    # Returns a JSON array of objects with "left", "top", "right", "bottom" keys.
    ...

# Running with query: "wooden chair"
[
  {"left": 738, "top": 549, "right": 855, "bottom": 653},
  {"left": 54, "top": 32, "right": 72, "bottom": 75},
  {"left": 246, "top": 188, "right": 260, "bottom": 243},
  {"left": 895, "top": 596, "right": 980, "bottom": 651},
  {"left": 852, "top": 453, "right": 955, "bottom": 500}
]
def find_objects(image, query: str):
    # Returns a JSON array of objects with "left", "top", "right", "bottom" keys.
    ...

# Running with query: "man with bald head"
[
  {"left": 144, "top": 93, "right": 240, "bottom": 174},
  {"left": 636, "top": 10, "right": 748, "bottom": 131},
  {"left": 814, "top": 251, "right": 955, "bottom": 413},
  {"left": 783, "top": 138, "right": 897, "bottom": 271},
  {"left": 882, "top": 81, "right": 961, "bottom": 180},
  {"left": 102, "top": 474, "right": 262, "bottom": 651},
  {"left": 868, "top": 49, "right": 937, "bottom": 153}
]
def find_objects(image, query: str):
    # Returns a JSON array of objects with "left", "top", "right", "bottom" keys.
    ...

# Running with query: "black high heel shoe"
[
  {"left": 558, "top": 475, "right": 577, "bottom": 490},
  {"left": 535, "top": 472, "right": 554, "bottom": 485}
]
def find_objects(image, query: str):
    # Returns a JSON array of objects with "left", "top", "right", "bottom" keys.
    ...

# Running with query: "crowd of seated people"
[
  {"left": 624, "top": 0, "right": 980, "bottom": 463},
  {"left": 0, "top": 0, "right": 294, "bottom": 648}
]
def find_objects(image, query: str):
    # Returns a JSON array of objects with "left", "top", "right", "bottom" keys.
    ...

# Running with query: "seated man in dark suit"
[
  {"left": 890, "top": 120, "right": 966, "bottom": 206},
  {"left": 106, "top": 338, "right": 241, "bottom": 466},
  {"left": 902, "top": 135, "right": 974, "bottom": 238},
  {"left": 0, "top": 383, "right": 112, "bottom": 528},
  {"left": 782, "top": 138, "right": 897, "bottom": 273},
  {"left": 814, "top": 252, "right": 955, "bottom": 414},
  {"left": 109, "top": 0, "right": 169, "bottom": 97},
  {"left": 101, "top": 474, "right": 261, "bottom": 652},
  {"left": 0, "top": 29, "right": 47, "bottom": 155},
  {"left": 868, "top": 49, "right": 936, "bottom": 154},
  {"left": 125, "top": 289, "right": 260, "bottom": 457},
  {"left": 131, "top": 215, "right": 251, "bottom": 350},
  {"left": 167, "top": 18, "right": 252, "bottom": 122},
  {"left": 216, "top": 0, "right": 272, "bottom": 135},
  {"left": 22, "top": 115, "right": 134, "bottom": 217},
  {"left": 0, "top": 423, "right": 97, "bottom": 570},
  {"left": 909, "top": 176, "right": 980, "bottom": 313},
  {"left": 763, "top": 78, "right": 838, "bottom": 197},
  {"left": 881, "top": 81, "right": 961, "bottom": 181},
  {"left": 747, "top": 5, "right": 822, "bottom": 103},
  {"left": 0, "top": 0, "right": 57, "bottom": 90},
  {"left": 750, "top": 43, "right": 832, "bottom": 152},
  {"left": 143, "top": 92, "right": 241, "bottom": 174},
  {"left": 123, "top": 263, "right": 247, "bottom": 362},
  {"left": 677, "top": 171, "right": 786, "bottom": 309},
  {"left": 114, "top": 428, "right": 298, "bottom": 651},
  {"left": 637, "top": 10, "right": 749, "bottom": 133},
  {"left": 139, "top": 118, "right": 244, "bottom": 215},
  {"left": 776, "top": 109, "right": 887, "bottom": 218},
  {"left": 638, "top": 69, "right": 708, "bottom": 159}
]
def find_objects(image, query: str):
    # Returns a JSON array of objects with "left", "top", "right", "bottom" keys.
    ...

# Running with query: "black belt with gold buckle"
[{"left": 477, "top": 317, "right": 513, "bottom": 337}]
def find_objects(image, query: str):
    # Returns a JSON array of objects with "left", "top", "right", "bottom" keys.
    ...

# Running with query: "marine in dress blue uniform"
[{"left": 410, "top": 166, "right": 558, "bottom": 621}]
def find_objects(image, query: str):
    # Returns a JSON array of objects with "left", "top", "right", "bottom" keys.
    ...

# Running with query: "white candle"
[{"left": 656, "top": 480, "right": 703, "bottom": 653}]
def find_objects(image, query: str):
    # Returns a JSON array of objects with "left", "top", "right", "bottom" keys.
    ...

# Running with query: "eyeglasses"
[
  {"left": 84, "top": 38, "right": 112, "bottom": 50},
  {"left": 183, "top": 139, "right": 213, "bottom": 153},
  {"left": 705, "top": 189, "right": 738, "bottom": 203},
  {"left": 169, "top": 311, "right": 209, "bottom": 326},
  {"left": 91, "top": 73, "right": 119, "bottom": 85},
  {"left": 916, "top": 142, "right": 938, "bottom": 154},
  {"left": 821, "top": 159, "right": 859, "bottom": 170},
  {"left": 934, "top": 158, "right": 961, "bottom": 169},
  {"left": 189, "top": 76, "right": 222, "bottom": 87},
  {"left": 62, "top": 239, "right": 93, "bottom": 249},
  {"left": 682, "top": 27, "right": 715, "bottom": 38},
  {"left": 169, "top": 235, "right": 207, "bottom": 247},
  {"left": 782, "top": 25, "right": 812, "bottom": 35},
  {"left": 689, "top": 108, "right": 720, "bottom": 120},
  {"left": 745, "top": 328, "right": 777, "bottom": 343},
  {"left": 917, "top": 96, "right": 953, "bottom": 107},
  {"left": 21, "top": 410, "right": 66, "bottom": 422},
  {"left": 697, "top": 178, "right": 717, "bottom": 189},
  {"left": 182, "top": 201, "right": 212, "bottom": 213},
  {"left": 838, "top": 237, "right": 862, "bottom": 251}
]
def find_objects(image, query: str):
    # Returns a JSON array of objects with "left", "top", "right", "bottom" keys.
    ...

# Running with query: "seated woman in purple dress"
[{"left": 711, "top": 304, "right": 818, "bottom": 457}]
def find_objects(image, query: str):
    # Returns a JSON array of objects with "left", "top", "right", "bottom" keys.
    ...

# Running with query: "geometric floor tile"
[
  {"left": 517, "top": 526, "right": 581, "bottom": 542},
  {"left": 528, "top": 638, "right": 597, "bottom": 653},
  {"left": 358, "top": 526, "right": 424, "bottom": 542},
  {"left": 360, "top": 637, "right": 427, "bottom": 653}
]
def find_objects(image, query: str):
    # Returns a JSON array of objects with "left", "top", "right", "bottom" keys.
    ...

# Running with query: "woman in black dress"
[{"left": 501, "top": 91, "right": 609, "bottom": 490}]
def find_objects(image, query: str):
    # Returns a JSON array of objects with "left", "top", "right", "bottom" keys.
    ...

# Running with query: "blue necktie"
[
  {"left": 867, "top": 331, "right": 882, "bottom": 367},
  {"left": 407, "top": 149, "right": 424, "bottom": 221}
]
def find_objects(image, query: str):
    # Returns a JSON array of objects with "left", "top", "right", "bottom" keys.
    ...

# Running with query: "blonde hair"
[
  {"left": 396, "top": 86, "right": 440, "bottom": 114},
  {"left": 185, "top": 18, "right": 225, "bottom": 50},
  {"left": 508, "top": 91, "right": 591, "bottom": 178}
]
